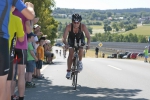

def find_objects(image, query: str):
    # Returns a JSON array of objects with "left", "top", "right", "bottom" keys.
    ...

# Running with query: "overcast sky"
[{"left": 54, "top": 0, "right": 150, "bottom": 10}]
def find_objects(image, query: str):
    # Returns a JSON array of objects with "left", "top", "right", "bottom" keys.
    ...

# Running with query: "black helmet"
[{"left": 72, "top": 13, "right": 82, "bottom": 22}]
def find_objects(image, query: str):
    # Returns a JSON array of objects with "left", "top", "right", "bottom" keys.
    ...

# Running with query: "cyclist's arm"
[
  {"left": 62, "top": 25, "right": 69, "bottom": 45},
  {"left": 82, "top": 24, "right": 90, "bottom": 46}
]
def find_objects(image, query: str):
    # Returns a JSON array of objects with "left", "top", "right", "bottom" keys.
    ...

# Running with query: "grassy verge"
[{"left": 85, "top": 49, "right": 108, "bottom": 58}]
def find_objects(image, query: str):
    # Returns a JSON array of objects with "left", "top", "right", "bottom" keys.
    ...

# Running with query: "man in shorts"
[
  {"left": 12, "top": 0, "right": 35, "bottom": 99},
  {"left": 7, "top": 6, "right": 25, "bottom": 100},
  {"left": 0, "top": 0, "right": 35, "bottom": 100}
]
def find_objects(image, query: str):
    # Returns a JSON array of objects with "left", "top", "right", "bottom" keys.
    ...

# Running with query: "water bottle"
[{"left": 74, "top": 38, "right": 77, "bottom": 46}]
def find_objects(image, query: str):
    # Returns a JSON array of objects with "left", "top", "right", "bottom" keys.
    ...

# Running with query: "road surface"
[{"left": 23, "top": 46, "right": 150, "bottom": 100}]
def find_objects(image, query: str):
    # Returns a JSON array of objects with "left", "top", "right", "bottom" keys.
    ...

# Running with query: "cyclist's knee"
[{"left": 68, "top": 53, "right": 74, "bottom": 58}]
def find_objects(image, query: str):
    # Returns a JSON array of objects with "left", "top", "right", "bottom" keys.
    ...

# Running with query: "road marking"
[
  {"left": 41, "top": 65, "right": 48, "bottom": 72},
  {"left": 15, "top": 65, "right": 48, "bottom": 93},
  {"left": 108, "top": 65, "right": 122, "bottom": 70}
]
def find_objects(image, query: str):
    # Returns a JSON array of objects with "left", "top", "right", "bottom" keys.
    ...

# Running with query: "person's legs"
[
  {"left": 0, "top": 75, "right": 8, "bottom": 100},
  {"left": 78, "top": 48, "right": 83, "bottom": 71},
  {"left": 15, "top": 49, "right": 27, "bottom": 100},
  {"left": 66, "top": 48, "right": 74, "bottom": 79},
  {"left": 17, "top": 64, "right": 26, "bottom": 98},
  {"left": 0, "top": 37, "right": 9, "bottom": 100},
  {"left": 78, "top": 48, "right": 83, "bottom": 61},
  {"left": 67, "top": 48, "right": 74, "bottom": 71},
  {"left": 11, "top": 62, "right": 17, "bottom": 97},
  {"left": 6, "top": 81, "right": 11, "bottom": 100},
  {"left": 6, "top": 57, "right": 14, "bottom": 100}
]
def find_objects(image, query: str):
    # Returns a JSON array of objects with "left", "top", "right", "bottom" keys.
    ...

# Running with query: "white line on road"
[
  {"left": 41, "top": 65, "right": 49, "bottom": 72},
  {"left": 108, "top": 65, "right": 122, "bottom": 70}
]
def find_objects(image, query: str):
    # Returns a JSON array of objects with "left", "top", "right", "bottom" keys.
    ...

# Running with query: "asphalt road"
[{"left": 23, "top": 47, "right": 150, "bottom": 100}]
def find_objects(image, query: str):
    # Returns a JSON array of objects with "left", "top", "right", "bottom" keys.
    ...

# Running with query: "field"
[
  {"left": 55, "top": 18, "right": 150, "bottom": 36},
  {"left": 55, "top": 18, "right": 104, "bottom": 34},
  {"left": 121, "top": 26, "right": 150, "bottom": 36}
]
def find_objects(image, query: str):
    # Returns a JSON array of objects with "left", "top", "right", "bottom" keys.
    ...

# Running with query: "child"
[
  {"left": 26, "top": 33, "right": 38, "bottom": 87},
  {"left": 36, "top": 38, "right": 45, "bottom": 79}
]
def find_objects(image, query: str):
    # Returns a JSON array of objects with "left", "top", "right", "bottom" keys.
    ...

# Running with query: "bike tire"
[{"left": 72, "top": 56, "right": 78, "bottom": 90}]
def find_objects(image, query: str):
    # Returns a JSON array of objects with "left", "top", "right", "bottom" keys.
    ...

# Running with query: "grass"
[
  {"left": 55, "top": 18, "right": 150, "bottom": 36},
  {"left": 89, "top": 25, "right": 104, "bottom": 29},
  {"left": 85, "top": 49, "right": 108, "bottom": 58},
  {"left": 121, "top": 26, "right": 150, "bottom": 36},
  {"left": 55, "top": 18, "right": 71, "bottom": 24},
  {"left": 55, "top": 18, "right": 105, "bottom": 34}
]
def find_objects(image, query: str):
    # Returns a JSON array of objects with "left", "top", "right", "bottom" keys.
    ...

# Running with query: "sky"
[{"left": 54, "top": 0, "right": 150, "bottom": 10}]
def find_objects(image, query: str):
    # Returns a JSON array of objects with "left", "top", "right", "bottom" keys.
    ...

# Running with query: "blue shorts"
[
  {"left": 145, "top": 55, "right": 149, "bottom": 58},
  {"left": 36, "top": 60, "right": 43, "bottom": 69},
  {"left": 26, "top": 60, "right": 36, "bottom": 73}
]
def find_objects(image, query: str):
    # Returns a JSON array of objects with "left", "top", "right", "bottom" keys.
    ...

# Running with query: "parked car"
[
  {"left": 123, "top": 52, "right": 131, "bottom": 59},
  {"left": 137, "top": 53, "right": 144, "bottom": 57},
  {"left": 107, "top": 53, "right": 117, "bottom": 58},
  {"left": 130, "top": 53, "right": 138, "bottom": 59},
  {"left": 119, "top": 52, "right": 130, "bottom": 59},
  {"left": 55, "top": 43, "right": 63, "bottom": 47}
]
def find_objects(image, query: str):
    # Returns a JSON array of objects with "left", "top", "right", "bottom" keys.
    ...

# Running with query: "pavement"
[{"left": 22, "top": 46, "right": 150, "bottom": 100}]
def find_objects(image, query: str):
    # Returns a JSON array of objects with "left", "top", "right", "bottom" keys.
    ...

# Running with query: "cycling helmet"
[{"left": 72, "top": 13, "right": 82, "bottom": 22}]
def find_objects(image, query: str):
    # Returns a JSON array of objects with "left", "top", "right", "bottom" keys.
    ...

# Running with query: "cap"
[
  {"left": 27, "top": 32, "right": 36, "bottom": 38},
  {"left": 45, "top": 40, "right": 51, "bottom": 44},
  {"left": 33, "top": 24, "right": 41, "bottom": 29},
  {"left": 145, "top": 46, "right": 148, "bottom": 48}
]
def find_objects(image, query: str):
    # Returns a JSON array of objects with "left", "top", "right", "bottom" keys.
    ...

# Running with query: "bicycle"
[{"left": 70, "top": 38, "right": 86, "bottom": 90}]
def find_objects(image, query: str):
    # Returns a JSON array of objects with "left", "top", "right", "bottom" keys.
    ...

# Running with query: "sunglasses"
[{"left": 73, "top": 22, "right": 80, "bottom": 24}]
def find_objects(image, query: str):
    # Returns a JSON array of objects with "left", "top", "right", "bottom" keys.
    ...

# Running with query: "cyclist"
[{"left": 62, "top": 13, "right": 90, "bottom": 79}]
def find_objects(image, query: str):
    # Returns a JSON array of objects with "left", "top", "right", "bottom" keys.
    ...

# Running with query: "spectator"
[
  {"left": 25, "top": 33, "right": 38, "bottom": 88},
  {"left": 143, "top": 46, "right": 149, "bottom": 62},
  {"left": 12, "top": 1, "right": 35, "bottom": 99},
  {"left": 7, "top": 6, "right": 25, "bottom": 100},
  {"left": 36, "top": 38, "right": 45, "bottom": 79},
  {"left": 102, "top": 53, "right": 105, "bottom": 58},
  {"left": 44, "top": 40, "right": 54, "bottom": 64},
  {"left": 0, "top": 1, "right": 34, "bottom": 100},
  {"left": 95, "top": 46, "right": 99, "bottom": 58}
]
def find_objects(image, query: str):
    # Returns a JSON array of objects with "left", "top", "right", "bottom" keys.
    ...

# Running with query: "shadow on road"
[
  {"left": 43, "top": 61, "right": 66, "bottom": 65},
  {"left": 24, "top": 78, "right": 148, "bottom": 100}
]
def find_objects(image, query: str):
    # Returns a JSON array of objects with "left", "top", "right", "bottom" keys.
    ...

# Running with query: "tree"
[
  {"left": 107, "top": 12, "right": 112, "bottom": 17},
  {"left": 107, "top": 26, "right": 112, "bottom": 32},
  {"left": 26, "top": 0, "right": 58, "bottom": 44},
  {"left": 119, "top": 21, "right": 124, "bottom": 29},
  {"left": 111, "top": 22, "right": 117, "bottom": 29}
]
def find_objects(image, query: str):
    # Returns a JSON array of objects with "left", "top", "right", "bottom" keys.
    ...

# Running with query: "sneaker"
[
  {"left": 26, "top": 82, "right": 36, "bottom": 88},
  {"left": 66, "top": 71, "right": 71, "bottom": 79},
  {"left": 12, "top": 95, "right": 19, "bottom": 100},
  {"left": 78, "top": 61, "right": 83, "bottom": 72}
]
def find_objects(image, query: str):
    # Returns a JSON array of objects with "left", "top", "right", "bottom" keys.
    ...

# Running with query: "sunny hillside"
[{"left": 121, "top": 25, "right": 150, "bottom": 36}]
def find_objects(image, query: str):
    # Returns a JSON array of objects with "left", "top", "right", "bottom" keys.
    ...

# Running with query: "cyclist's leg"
[
  {"left": 67, "top": 48, "right": 74, "bottom": 71},
  {"left": 78, "top": 48, "right": 83, "bottom": 61}
]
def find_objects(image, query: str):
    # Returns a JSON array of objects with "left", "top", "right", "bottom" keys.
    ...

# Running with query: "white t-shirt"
[{"left": 33, "top": 36, "right": 39, "bottom": 53}]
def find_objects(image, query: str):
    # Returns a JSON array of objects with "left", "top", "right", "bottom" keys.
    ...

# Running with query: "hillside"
[{"left": 121, "top": 25, "right": 150, "bottom": 36}]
